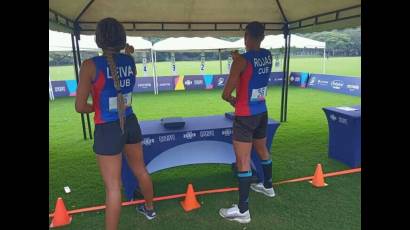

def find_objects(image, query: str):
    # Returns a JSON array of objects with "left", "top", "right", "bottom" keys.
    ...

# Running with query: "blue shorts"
[{"left": 93, "top": 113, "right": 143, "bottom": 155}]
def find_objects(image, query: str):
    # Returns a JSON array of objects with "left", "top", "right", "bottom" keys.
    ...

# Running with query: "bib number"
[
  {"left": 109, "top": 93, "right": 132, "bottom": 112},
  {"left": 250, "top": 87, "right": 267, "bottom": 102}
]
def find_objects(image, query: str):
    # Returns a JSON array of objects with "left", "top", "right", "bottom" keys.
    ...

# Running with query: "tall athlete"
[
  {"left": 75, "top": 18, "right": 156, "bottom": 230},
  {"left": 219, "top": 21, "right": 275, "bottom": 224}
]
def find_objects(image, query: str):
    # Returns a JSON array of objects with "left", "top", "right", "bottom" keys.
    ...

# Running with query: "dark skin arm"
[
  {"left": 222, "top": 50, "right": 247, "bottom": 107},
  {"left": 75, "top": 59, "right": 95, "bottom": 113}
]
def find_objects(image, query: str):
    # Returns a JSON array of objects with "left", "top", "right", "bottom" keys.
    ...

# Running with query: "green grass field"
[
  {"left": 49, "top": 56, "right": 361, "bottom": 81},
  {"left": 49, "top": 87, "right": 361, "bottom": 229}
]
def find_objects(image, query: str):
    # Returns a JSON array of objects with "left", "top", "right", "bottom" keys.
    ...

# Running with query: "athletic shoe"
[
  {"left": 136, "top": 204, "right": 157, "bottom": 220},
  {"left": 219, "top": 204, "right": 251, "bottom": 224},
  {"left": 250, "top": 183, "right": 276, "bottom": 197}
]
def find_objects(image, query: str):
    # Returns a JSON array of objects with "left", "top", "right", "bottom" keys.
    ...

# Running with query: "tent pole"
[
  {"left": 150, "top": 49, "right": 157, "bottom": 95},
  {"left": 71, "top": 33, "right": 87, "bottom": 140},
  {"left": 280, "top": 29, "right": 289, "bottom": 122},
  {"left": 219, "top": 49, "right": 222, "bottom": 75},
  {"left": 323, "top": 46, "right": 326, "bottom": 74},
  {"left": 49, "top": 74, "right": 54, "bottom": 101},
  {"left": 152, "top": 50, "right": 158, "bottom": 95},
  {"left": 284, "top": 33, "right": 291, "bottom": 122},
  {"left": 75, "top": 33, "right": 93, "bottom": 140}
]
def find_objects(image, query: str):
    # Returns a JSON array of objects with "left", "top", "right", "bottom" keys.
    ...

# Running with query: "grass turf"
[
  {"left": 49, "top": 56, "right": 361, "bottom": 81},
  {"left": 49, "top": 87, "right": 360, "bottom": 229}
]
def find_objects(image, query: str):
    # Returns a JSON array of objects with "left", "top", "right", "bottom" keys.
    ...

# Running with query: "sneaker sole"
[
  {"left": 137, "top": 208, "right": 156, "bottom": 220},
  {"left": 219, "top": 210, "right": 251, "bottom": 224},
  {"left": 250, "top": 185, "right": 276, "bottom": 197}
]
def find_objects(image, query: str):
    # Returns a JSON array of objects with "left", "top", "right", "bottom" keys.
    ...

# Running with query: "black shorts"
[
  {"left": 233, "top": 112, "right": 268, "bottom": 143},
  {"left": 93, "top": 113, "right": 143, "bottom": 155}
]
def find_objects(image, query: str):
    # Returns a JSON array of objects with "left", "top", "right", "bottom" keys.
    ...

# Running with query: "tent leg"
[
  {"left": 323, "top": 47, "right": 326, "bottom": 74},
  {"left": 49, "top": 74, "right": 54, "bottom": 101},
  {"left": 280, "top": 32, "right": 289, "bottom": 122},
  {"left": 219, "top": 49, "right": 222, "bottom": 75},
  {"left": 284, "top": 33, "right": 291, "bottom": 122},
  {"left": 71, "top": 33, "right": 87, "bottom": 140},
  {"left": 149, "top": 50, "right": 156, "bottom": 95},
  {"left": 75, "top": 34, "right": 93, "bottom": 140},
  {"left": 152, "top": 50, "right": 158, "bottom": 95}
]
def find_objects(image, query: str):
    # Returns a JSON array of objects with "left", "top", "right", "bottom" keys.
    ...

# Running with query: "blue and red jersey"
[
  {"left": 235, "top": 48, "right": 272, "bottom": 116},
  {"left": 90, "top": 54, "right": 136, "bottom": 124}
]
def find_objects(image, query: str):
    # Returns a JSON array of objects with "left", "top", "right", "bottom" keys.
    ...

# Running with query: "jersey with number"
[
  {"left": 235, "top": 48, "right": 272, "bottom": 116},
  {"left": 91, "top": 54, "right": 136, "bottom": 124}
]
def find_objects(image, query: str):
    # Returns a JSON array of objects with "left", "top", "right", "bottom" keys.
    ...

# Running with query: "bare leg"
[
  {"left": 252, "top": 137, "right": 270, "bottom": 161},
  {"left": 124, "top": 143, "right": 154, "bottom": 209},
  {"left": 96, "top": 154, "right": 122, "bottom": 230}
]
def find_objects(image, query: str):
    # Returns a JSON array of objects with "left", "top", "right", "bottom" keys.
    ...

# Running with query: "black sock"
[
  {"left": 237, "top": 170, "right": 252, "bottom": 213},
  {"left": 261, "top": 159, "right": 273, "bottom": 189}
]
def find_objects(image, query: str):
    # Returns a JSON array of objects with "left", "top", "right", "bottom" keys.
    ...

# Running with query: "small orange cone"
[
  {"left": 50, "top": 197, "right": 72, "bottom": 228},
  {"left": 309, "top": 164, "right": 328, "bottom": 187},
  {"left": 180, "top": 184, "right": 201, "bottom": 212}
]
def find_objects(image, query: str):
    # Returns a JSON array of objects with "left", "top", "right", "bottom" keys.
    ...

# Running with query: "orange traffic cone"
[
  {"left": 50, "top": 197, "right": 72, "bottom": 228},
  {"left": 309, "top": 164, "right": 328, "bottom": 187},
  {"left": 180, "top": 184, "right": 201, "bottom": 212}
]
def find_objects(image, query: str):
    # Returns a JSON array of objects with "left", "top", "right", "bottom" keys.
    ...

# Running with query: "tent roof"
[
  {"left": 49, "top": 30, "right": 152, "bottom": 52},
  {"left": 153, "top": 37, "right": 241, "bottom": 52},
  {"left": 232, "top": 34, "right": 326, "bottom": 49},
  {"left": 49, "top": 0, "right": 360, "bottom": 37}
]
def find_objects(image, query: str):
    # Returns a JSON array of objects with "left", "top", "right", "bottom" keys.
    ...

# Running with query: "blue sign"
[
  {"left": 183, "top": 75, "right": 205, "bottom": 90},
  {"left": 307, "top": 74, "right": 361, "bottom": 96},
  {"left": 212, "top": 74, "right": 228, "bottom": 88},
  {"left": 157, "top": 76, "right": 176, "bottom": 92},
  {"left": 268, "top": 72, "right": 284, "bottom": 86},
  {"left": 290, "top": 72, "right": 309, "bottom": 88},
  {"left": 52, "top": 81, "right": 70, "bottom": 97},
  {"left": 133, "top": 77, "right": 154, "bottom": 93}
]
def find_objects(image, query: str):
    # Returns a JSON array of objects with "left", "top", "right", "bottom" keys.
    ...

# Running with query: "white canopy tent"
[
  {"left": 153, "top": 37, "right": 240, "bottom": 52},
  {"left": 49, "top": 29, "right": 154, "bottom": 98},
  {"left": 232, "top": 35, "right": 327, "bottom": 73},
  {"left": 49, "top": 30, "right": 152, "bottom": 51},
  {"left": 152, "top": 37, "right": 242, "bottom": 83},
  {"left": 49, "top": 30, "right": 99, "bottom": 51}
]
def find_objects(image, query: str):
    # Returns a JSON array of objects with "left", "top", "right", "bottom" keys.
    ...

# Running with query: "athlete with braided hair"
[{"left": 75, "top": 17, "right": 156, "bottom": 230}]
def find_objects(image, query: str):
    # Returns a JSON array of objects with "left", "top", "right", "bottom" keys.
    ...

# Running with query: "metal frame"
[
  {"left": 78, "top": 21, "right": 284, "bottom": 33},
  {"left": 75, "top": 33, "right": 93, "bottom": 140},
  {"left": 71, "top": 33, "right": 87, "bottom": 140},
  {"left": 49, "top": 9, "right": 75, "bottom": 32},
  {"left": 289, "top": 5, "right": 361, "bottom": 31},
  {"left": 276, "top": 0, "right": 291, "bottom": 122}
]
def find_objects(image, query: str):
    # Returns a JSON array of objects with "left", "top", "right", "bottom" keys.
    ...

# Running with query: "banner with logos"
[
  {"left": 157, "top": 76, "right": 176, "bottom": 92},
  {"left": 268, "top": 72, "right": 284, "bottom": 86},
  {"left": 133, "top": 77, "right": 155, "bottom": 92},
  {"left": 307, "top": 74, "right": 361, "bottom": 96},
  {"left": 51, "top": 80, "right": 77, "bottom": 97},
  {"left": 51, "top": 72, "right": 288, "bottom": 97},
  {"left": 290, "top": 72, "right": 309, "bottom": 88}
]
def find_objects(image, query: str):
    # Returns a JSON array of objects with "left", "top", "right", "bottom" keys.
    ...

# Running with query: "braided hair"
[{"left": 95, "top": 18, "right": 127, "bottom": 134}]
